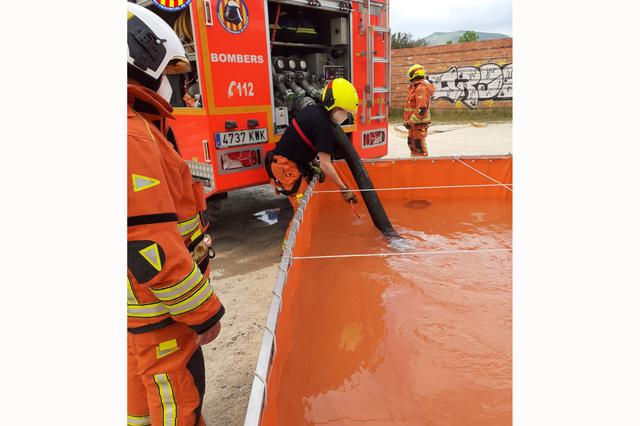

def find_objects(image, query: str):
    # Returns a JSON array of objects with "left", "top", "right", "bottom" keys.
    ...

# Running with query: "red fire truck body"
[{"left": 136, "top": 0, "right": 391, "bottom": 200}]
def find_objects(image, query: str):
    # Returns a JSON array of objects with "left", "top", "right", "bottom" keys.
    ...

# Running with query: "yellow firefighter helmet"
[
  {"left": 321, "top": 78, "right": 359, "bottom": 114},
  {"left": 407, "top": 64, "right": 426, "bottom": 81}
]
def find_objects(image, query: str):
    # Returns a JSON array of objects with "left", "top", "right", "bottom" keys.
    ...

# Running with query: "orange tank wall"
[{"left": 259, "top": 157, "right": 512, "bottom": 425}]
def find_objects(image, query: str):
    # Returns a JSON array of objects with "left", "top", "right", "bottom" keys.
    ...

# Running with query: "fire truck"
[{"left": 134, "top": 0, "right": 391, "bottom": 220}]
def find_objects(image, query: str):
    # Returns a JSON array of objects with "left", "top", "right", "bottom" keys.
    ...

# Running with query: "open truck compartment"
[
  {"left": 245, "top": 156, "right": 513, "bottom": 425},
  {"left": 268, "top": 0, "right": 354, "bottom": 131}
]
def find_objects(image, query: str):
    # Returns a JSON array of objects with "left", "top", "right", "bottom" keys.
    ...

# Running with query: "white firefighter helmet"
[{"left": 127, "top": 2, "right": 191, "bottom": 92}]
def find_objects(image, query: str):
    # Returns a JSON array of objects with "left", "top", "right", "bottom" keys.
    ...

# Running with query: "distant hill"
[{"left": 424, "top": 31, "right": 510, "bottom": 46}]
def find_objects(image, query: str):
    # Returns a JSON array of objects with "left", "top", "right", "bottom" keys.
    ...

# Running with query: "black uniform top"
[{"left": 272, "top": 105, "right": 334, "bottom": 164}]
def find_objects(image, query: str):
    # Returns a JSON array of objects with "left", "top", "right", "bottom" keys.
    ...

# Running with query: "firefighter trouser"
[
  {"left": 128, "top": 322, "right": 206, "bottom": 426},
  {"left": 267, "top": 154, "right": 309, "bottom": 209},
  {"left": 407, "top": 124, "right": 429, "bottom": 156}
]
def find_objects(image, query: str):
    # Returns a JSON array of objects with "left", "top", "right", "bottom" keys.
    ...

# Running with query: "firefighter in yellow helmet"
[
  {"left": 403, "top": 64, "right": 436, "bottom": 156},
  {"left": 127, "top": 4, "right": 224, "bottom": 425},
  {"left": 265, "top": 78, "right": 359, "bottom": 210}
]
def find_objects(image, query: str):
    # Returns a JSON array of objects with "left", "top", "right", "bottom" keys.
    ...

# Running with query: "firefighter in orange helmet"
[
  {"left": 403, "top": 64, "right": 436, "bottom": 156},
  {"left": 127, "top": 4, "right": 224, "bottom": 425}
]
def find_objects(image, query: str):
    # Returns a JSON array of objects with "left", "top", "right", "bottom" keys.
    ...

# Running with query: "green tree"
[
  {"left": 458, "top": 31, "right": 478, "bottom": 43},
  {"left": 392, "top": 32, "right": 429, "bottom": 49},
  {"left": 446, "top": 40, "right": 453, "bottom": 45}
]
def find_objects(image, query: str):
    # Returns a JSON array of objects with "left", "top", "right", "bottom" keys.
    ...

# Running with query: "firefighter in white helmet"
[{"left": 127, "top": 3, "right": 224, "bottom": 425}]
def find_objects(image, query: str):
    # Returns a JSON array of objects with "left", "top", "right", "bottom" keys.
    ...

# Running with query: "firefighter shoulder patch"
[
  {"left": 128, "top": 240, "right": 166, "bottom": 283},
  {"left": 132, "top": 174, "right": 161, "bottom": 192}
]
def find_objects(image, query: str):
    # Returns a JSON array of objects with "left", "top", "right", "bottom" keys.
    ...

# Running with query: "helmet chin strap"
[{"left": 157, "top": 76, "right": 173, "bottom": 103}]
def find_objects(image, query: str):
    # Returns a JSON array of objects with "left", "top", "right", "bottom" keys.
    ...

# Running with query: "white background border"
[{"left": 2, "top": 0, "right": 639, "bottom": 424}]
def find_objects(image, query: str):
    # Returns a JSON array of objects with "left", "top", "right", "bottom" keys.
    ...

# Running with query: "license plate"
[{"left": 215, "top": 128, "right": 268, "bottom": 149}]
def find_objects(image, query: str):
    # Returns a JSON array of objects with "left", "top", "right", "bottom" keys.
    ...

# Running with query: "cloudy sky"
[{"left": 390, "top": 0, "right": 512, "bottom": 38}]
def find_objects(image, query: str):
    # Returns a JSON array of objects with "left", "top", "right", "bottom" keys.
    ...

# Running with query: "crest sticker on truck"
[
  {"left": 217, "top": 0, "right": 249, "bottom": 34},
  {"left": 152, "top": 0, "right": 192, "bottom": 12}
]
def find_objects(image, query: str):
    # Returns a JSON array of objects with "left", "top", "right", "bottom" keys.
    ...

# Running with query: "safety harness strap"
[{"left": 292, "top": 118, "right": 317, "bottom": 153}]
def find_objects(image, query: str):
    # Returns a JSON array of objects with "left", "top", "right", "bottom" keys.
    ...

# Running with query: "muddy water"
[{"left": 262, "top": 195, "right": 512, "bottom": 425}]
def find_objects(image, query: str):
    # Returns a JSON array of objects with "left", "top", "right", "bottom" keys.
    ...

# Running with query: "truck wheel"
[{"left": 203, "top": 197, "right": 223, "bottom": 229}]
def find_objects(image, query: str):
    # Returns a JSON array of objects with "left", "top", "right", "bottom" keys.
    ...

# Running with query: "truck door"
[{"left": 201, "top": 0, "right": 273, "bottom": 190}]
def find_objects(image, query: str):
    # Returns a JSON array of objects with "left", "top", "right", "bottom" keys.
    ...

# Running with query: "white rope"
[
  {"left": 288, "top": 247, "right": 512, "bottom": 260},
  {"left": 454, "top": 157, "right": 513, "bottom": 192},
  {"left": 312, "top": 183, "right": 512, "bottom": 193}
]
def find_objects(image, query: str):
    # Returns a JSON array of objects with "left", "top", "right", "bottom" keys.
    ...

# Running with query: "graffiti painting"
[{"left": 429, "top": 63, "right": 512, "bottom": 109}]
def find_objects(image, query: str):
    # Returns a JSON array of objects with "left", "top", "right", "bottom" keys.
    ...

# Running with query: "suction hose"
[{"left": 331, "top": 125, "right": 401, "bottom": 240}]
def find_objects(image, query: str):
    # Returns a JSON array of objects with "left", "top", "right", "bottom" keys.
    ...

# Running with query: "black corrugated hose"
[{"left": 331, "top": 124, "right": 401, "bottom": 240}]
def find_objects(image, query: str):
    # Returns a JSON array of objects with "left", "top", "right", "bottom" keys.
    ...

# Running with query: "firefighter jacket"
[
  {"left": 127, "top": 84, "right": 224, "bottom": 335},
  {"left": 403, "top": 79, "right": 436, "bottom": 126}
]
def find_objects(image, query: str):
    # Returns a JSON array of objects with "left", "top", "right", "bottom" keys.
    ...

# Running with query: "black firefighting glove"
[
  {"left": 341, "top": 186, "right": 358, "bottom": 204},
  {"left": 310, "top": 165, "right": 326, "bottom": 183}
]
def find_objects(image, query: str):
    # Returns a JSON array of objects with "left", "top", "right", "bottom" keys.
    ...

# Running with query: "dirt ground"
[
  {"left": 201, "top": 121, "right": 512, "bottom": 425},
  {"left": 201, "top": 184, "right": 291, "bottom": 425}
]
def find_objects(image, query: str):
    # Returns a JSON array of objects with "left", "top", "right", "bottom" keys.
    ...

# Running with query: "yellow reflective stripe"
[
  {"left": 177, "top": 214, "right": 200, "bottom": 236},
  {"left": 166, "top": 279, "right": 214, "bottom": 316},
  {"left": 190, "top": 228, "right": 203, "bottom": 242},
  {"left": 156, "top": 339, "right": 179, "bottom": 359},
  {"left": 409, "top": 114, "right": 428, "bottom": 124},
  {"left": 154, "top": 374, "right": 177, "bottom": 426},
  {"left": 127, "top": 414, "right": 151, "bottom": 426},
  {"left": 127, "top": 275, "right": 138, "bottom": 305},
  {"left": 150, "top": 263, "right": 204, "bottom": 302},
  {"left": 127, "top": 301, "right": 169, "bottom": 318}
]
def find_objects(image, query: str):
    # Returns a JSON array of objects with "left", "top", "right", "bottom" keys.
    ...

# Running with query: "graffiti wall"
[
  {"left": 391, "top": 38, "right": 513, "bottom": 110},
  {"left": 429, "top": 63, "right": 512, "bottom": 109}
]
